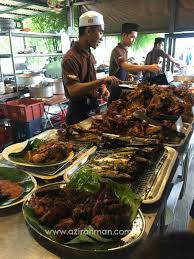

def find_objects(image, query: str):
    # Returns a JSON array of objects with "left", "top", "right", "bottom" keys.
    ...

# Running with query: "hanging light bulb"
[
  {"left": 47, "top": 0, "right": 64, "bottom": 11},
  {"left": 54, "top": 3, "right": 63, "bottom": 13},
  {"left": 47, "top": 0, "right": 54, "bottom": 8}
]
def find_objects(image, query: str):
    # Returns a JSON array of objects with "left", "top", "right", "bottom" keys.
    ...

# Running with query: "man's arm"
[
  {"left": 62, "top": 57, "right": 120, "bottom": 97},
  {"left": 110, "top": 47, "right": 160, "bottom": 73},
  {"left": 161, "top": 50, "right": 181, "bottom": 68},
  {"left": 120, "top": 62, "right": 160, "bottom": 73},
  {"left": 167, "top": 54, "right": 181, "bottom": 68},
  {"left": 66, "top": 76, "right": 120, "bottom": 97}
]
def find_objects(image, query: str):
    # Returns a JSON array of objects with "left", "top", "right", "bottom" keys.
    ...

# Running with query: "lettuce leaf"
[
  {"left": 67, "top": 166, "right": 141, "bottom": 222},
  {"left": 66, "top": 166, "right": 101, "bottom": 193}
]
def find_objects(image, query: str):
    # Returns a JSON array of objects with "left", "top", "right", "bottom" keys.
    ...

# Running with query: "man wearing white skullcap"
[{"left": 62, "top": 11, "right": 120, "bottom": 125}]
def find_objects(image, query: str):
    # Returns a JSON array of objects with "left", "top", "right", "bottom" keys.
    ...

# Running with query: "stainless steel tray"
[
  {"left": 2, "top": 129, "right": 95, "bottom": 180},
  {"left": 75, "top": 118, "right": 192, "bottom": 147},
  {"left": 63, "top": 146, "right": 178, "bottom": 204},
  {"left": 63, "top": 146, "right": 97, "bottom": 181},
  {"left": 166, "top": 123, "right": 192, "bottom": 147},
  {"left": 142, "top": 146, "right": 177, "bottom": 204},
  {"left": 18, "top": 146, "right": 96, "bottom": 180}
]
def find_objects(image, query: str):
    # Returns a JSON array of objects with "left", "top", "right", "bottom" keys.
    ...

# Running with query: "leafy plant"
[
  {"left": 24, "top": 6, "right": 78, "bottom": 53},
  {"left": 27, "top": 7, "right": 68, "bottom": 33},
  {"left": 131, "top": 33, "right": 163, "bottom": 63},
  {"left": 132, "top": 33, "right": 160, "bottom": 52}
]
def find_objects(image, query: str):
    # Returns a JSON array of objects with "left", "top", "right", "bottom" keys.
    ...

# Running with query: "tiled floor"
[{"left": 167, "top": 146, "right": 194, "bottom": 232}]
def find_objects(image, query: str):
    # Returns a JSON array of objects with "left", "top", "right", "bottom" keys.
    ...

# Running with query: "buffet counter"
[
  {"left": 0, "top": 124, "right": 193, "bottom": 259},
  {"left": 1, "top": 83, "right": 194, "bottom": 259}
]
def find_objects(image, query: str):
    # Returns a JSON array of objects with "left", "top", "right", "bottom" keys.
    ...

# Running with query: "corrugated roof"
[
  {"left": 1, "top": 0, "right": 194, "bottom": 33},
  {"left": 0, "top": 0, "right": 51, "bottom": 21}
]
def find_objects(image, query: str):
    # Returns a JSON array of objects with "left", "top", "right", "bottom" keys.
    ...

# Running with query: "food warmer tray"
[
  {"left": 138, "top": 146, "right": 177, "bottom": 204},
  {"left": 23, "top": 182, "right": 145, "bottom": 257},
  {"left": 74, "top": 117, "right": 192, "bottom": 148},
  {"left": 2, "top": 129, "right": 96, "bottom": 180},
  {"left": 63, "top": 146, "right": 178, "bottom": 204},
  {"left": 166, "top": 123, "right": 192, "bottom": 147}
]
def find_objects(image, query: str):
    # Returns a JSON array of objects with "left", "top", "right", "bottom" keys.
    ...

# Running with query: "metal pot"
[
  {"left": 16, "top": 74, "right": 43, "bottom": 86},
  {"left": 30, "top": 85, "right": 53, "bottom": 98},
  {"left": 52, "top": 78, "right": 65, "bottom": 95}
]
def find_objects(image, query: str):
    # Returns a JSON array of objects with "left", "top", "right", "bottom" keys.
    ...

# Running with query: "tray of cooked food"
[
  {"left": 1, "top": 129, "right": 94, "bottom": 180},
  {"left": 23, "top": 169, "right": 144, "bottom": 257},
  {"left": 58, "top": 115, "right": 191, "bottom": 148},
  {"left": 170, "top": 85, "right": 194, "bottom": 123},
  {"left": 63, "top": 145, "right": 177, "bottom": 204},
  {"left": 59, "top": 84, "right": 194, "bottom": 147}
]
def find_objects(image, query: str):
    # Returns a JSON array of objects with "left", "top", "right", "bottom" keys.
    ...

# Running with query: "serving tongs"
[
  {"left": 118, "top": 80, "right": 137, "bottom": 89},
  {"left": 152, "top": 114, "right": 184, "bottom": 132},
  {"left": 133, "top": 111, "right": 185, "bottom": 139},
  {"left": 101, "top": 133, "right": 161, "bottom": 146}
]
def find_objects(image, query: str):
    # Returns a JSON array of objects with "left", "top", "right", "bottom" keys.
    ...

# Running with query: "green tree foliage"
[
  {"left": 132, "top": 33, "right": 160, "bottom": 52},
  {"left": 23, "top": 7, "right": 68, "bottom": 53},
  {"left": 28, "top": 7, "right": 68, "bottom": 33},
  {"left": 131, "top": 33, "right": 163, "bottom": 63}
]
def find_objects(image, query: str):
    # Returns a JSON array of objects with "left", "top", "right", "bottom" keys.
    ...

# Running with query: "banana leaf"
[
  {"left": 66, "top": 226, "right": 113, "bottom": 245},
  {"left": 23, "top": 205, "right": 57, "bottom": 241}
]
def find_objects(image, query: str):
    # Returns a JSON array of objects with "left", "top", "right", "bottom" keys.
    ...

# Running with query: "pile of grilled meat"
[
  {"left": 58, "top": 84, "right": 193, "bottom": 143},
  {"left": 29, "top": 183, "right": 132, "bottom": 241},
  {"left": 25, "top": 140, "right": 73, "bottom": 164},
  {"left": 91, "top": 84, "right": 193, "bottom": 139},
  {"left": 172, "top": 85, "right": 194, "bottom": 110}
]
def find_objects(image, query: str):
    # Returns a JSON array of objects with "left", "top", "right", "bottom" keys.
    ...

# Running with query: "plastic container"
[
  {"left": 11, "top": 118, "right": 44, "bottom": 141},
  {"left": 0, "top": 119, "right": 12, "bottom": 146},
  {"left": 2, "top": 98, "right": 44, "bottom": 122}
]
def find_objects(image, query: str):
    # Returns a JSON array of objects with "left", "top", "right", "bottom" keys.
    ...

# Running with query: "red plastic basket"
[{"left": 2, "top": 98, "right": 44, "bottom": 122}]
